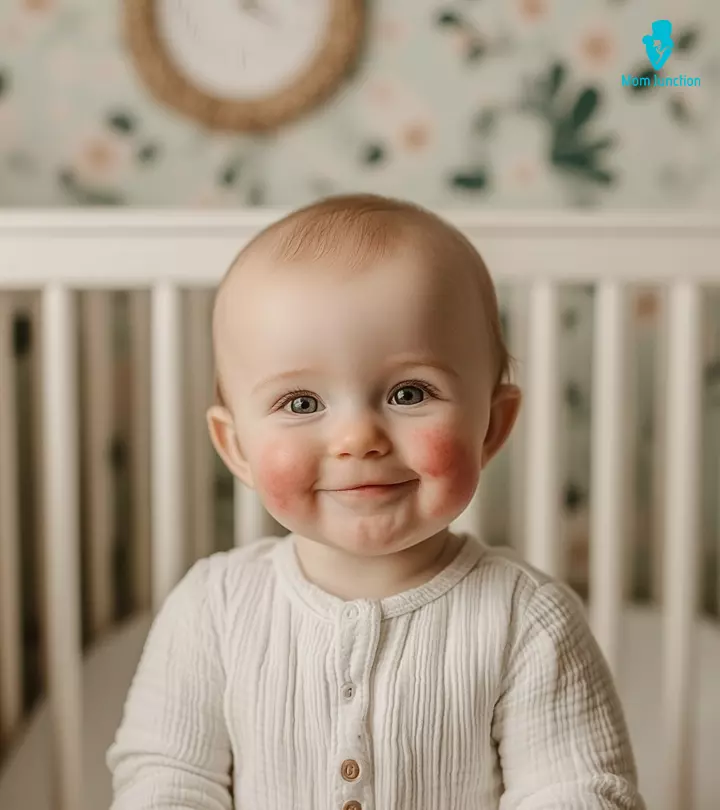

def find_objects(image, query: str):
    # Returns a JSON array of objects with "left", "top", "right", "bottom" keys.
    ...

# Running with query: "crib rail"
[{"left": 0, "top": 211, "right": 718, "bottom": 810}]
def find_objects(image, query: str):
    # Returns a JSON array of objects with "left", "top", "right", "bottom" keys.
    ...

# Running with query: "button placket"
[{"left": 333, "top": 601, "right": 377, "bottom": 810}]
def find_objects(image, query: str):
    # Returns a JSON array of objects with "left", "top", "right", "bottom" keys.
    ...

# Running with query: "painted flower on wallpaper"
[
  {"left": 449, "top": 60, "right": 614, "bottom": 200},
  {"left": 361, "top": 77, "right": 436, "bottom": 158},
  {"left": 520, "top": 61, "right": 616, "bottom": 187},
  {"left": 71, "top": 131, "right": 132, "bottom": 185},
  {"left": 23, "top": 0, "right": 56, "bottom": 12},
  {"left": 579, "top": 29, "right": 614, "bottom": 69},
  {"left": 54, "top": 110, "right": 164, "bottom": 204},
  {"left": 46, "top": 44, "right": 82, "bottom": 88},
  {"left": 434, "top": 7, "right": 511, "bottom": 63},
  {"left": 481, "top": 110, "right": 563, "bottom": 203},
  {"left": 508, "top": 0, "right": 553, "bottom": 33},
  {"left": 517, "top": 0, "right": 548, "bottom": 22},
  {"left": 376, "top": 17, "right": 409, "bottom": 45}
]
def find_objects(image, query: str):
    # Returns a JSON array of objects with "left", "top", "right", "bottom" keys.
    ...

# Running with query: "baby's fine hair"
[{"left": 213, "top": 193, "right": 513, "bottom": 406}]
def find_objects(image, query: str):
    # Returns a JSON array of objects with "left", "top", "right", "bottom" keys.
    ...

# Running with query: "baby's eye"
[
  {"left": 283, "top": 393, "right": 320, "bottom": 414},
  {"left": 391, "top": 384, "right": 430, "bottom": 406}
]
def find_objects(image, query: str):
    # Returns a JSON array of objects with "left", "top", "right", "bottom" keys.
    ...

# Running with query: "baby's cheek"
[
  {"left": 409, "top": 427, "right": 479, "bottom": 518},
  {"left": 253, "top": 438, "right": 316, "bottom": 516}
]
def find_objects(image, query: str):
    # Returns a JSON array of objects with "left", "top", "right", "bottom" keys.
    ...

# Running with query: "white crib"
[{"left": 0, "top": 210, "right": 718, "bottom": 810}]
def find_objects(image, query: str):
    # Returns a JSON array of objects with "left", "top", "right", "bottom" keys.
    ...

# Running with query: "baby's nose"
[{"left": 328, "top": 413, "right": 392, "bottom": 458}]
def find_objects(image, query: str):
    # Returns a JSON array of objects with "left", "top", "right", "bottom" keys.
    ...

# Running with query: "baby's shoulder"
[
  {"left": 205, "top": 534, "right": 283, "bottom": 585},
  {"left": 472, "top": 543, "right": 552, "bottom": 588},
  {"left": 464, "top": 541, "right": 585, "bottom": 620}
]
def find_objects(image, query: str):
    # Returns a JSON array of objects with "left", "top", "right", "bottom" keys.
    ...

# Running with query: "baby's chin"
[{"left": 291, "top": 519, "right": 449, "bottom": 559}]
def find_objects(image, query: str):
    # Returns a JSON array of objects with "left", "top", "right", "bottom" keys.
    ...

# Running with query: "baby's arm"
[
  {"left": 491, "top": 581, "right": 646, "bottom": 810},
  {"left": 107, "top": 557, "right": 233, "bottom": 810}
]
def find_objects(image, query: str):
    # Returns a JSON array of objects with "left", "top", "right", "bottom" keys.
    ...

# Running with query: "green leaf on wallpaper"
[
  {"left": 570, "top": 88, "right": 599, "bottom": 129},
  {"left": 550, "top": 142, "right": 615, "bottom": 185},
  {"left": 137, "top": 143, "right": 160, "bottom": 163},
  {"left": 585, "top": 135, "right": 615, "bottom": 153},
  {"left": 584, "top": 167, "right": 614, "bottom": 184},
  {"left": 362, "top": 143, "right": 386, "bottom": 164},
  {"left": 248, "top": 183, "right": 265, "bottom": 205},
  {"left": 450, "top": 168, "right": 489, "bottom": 190},
  {"left": 219, "top": 163, "right": 241, "bottom": 186},
  {"left": 552, "top": 149, "right": 595, "bottom": 170},
  {"left": 547, "top": 62, "right": 565, "bottom": 97},
  {"left": 466, "top": 42, "right": 485, "bottom": 62},
  {"left": 669, "top": 97, "right": 692, "bottom": 125},
  {"left": 0, "top": 70, "right": 8, "bottom": 98},
  {"left": 108, "top": 112, "right": 136, "bottom": 134},
  {"left": 676, "top": 29, "right": 699, "bottom": 52},
  {"left": 436, "top": 10, "right": 461, "bottom": 27},
  {"left": 473, "top": 108, "right": 496, "bottom": 136},
  {"left": 58, "top": 169, "right": 124, "bottom": 205}
]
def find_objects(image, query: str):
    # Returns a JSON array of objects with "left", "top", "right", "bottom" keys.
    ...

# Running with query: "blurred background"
[{"left": 0, "top": 0, "right": 719, "bottom": 807}]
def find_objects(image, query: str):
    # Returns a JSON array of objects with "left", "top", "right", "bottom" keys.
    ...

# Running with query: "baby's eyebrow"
[
  {"left": 252, "top": 367, "right": 321, "bottom": 396},
  {"left": 387, "top": 356, "right": 460, "bottom": 380},
  {"left": 252, "top": 357, "right": 459, "bottom": 396}
]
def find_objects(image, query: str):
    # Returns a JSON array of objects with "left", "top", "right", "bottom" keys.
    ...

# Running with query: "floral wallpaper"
[
  {"left": 0, "top": 0, "right": 718, "bottom": 207},
  {"left": 0, "top": 0, "right": 719, "bottom": 613}
]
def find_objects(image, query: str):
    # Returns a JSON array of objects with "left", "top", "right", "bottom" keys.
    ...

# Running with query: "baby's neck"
[{"left": 293, "top": 530, "right": 463, "bottom": 601}]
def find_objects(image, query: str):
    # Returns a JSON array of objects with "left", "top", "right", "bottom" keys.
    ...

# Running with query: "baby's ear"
[
  {"left": 481, "top": 383, "right": 522, "bottom": 469},
  {"left": 206, "top": 405, "right": 255, "bottom": 488}
]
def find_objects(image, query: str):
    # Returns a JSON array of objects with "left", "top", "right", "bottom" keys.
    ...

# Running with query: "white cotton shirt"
[{"left": 107, "top": 533, "right": 645, "bottom": 810}]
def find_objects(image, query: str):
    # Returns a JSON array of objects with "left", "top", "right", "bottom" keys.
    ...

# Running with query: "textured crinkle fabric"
[{"left": 107, "top": 534, "right": 645, "bottom": 810}]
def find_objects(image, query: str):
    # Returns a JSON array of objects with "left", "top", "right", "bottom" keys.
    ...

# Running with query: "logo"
[
  {"left": 621, "top": 19, "right": 700, "bottom": 88},
  {"left": 642, "top": 19, "right": 673, "bottom": 70}
]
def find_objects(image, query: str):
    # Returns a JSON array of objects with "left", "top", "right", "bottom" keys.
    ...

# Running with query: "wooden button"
[
  {"left": 341, "top": 759, "right": 361, "bottom": 781},
  {"left": 342, "top": 802, "right": 362, "bottom": 810}
]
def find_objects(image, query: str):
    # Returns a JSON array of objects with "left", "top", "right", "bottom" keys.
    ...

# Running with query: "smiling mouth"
[{"left": 328, "top": 481, "right": 416, "bottom": 499}]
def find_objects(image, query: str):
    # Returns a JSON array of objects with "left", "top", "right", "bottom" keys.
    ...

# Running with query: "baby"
[{"left": 107, "top": 194, "right": 645, "bottom": 809}]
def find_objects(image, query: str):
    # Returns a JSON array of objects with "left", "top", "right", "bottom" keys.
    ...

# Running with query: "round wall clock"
[{"left": 124, "top": 0, "right": 365, "bottom": 133}]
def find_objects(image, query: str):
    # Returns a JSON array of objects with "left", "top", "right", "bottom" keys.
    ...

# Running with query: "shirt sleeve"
[
  {"left": 106, "top": 557, "right": 233, "bottom": 810},
  {"left": 491, "top": 580, "right": 646, "bottom": 810}
]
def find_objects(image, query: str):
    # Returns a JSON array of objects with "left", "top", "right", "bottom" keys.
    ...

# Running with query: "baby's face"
[{"left": 212, "top": 244, "right": 500, "bottom": 557}]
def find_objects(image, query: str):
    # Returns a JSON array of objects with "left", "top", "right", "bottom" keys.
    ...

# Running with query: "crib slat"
[
  {"left": 187, "top": 291, "right": 215, "bottom": 561},
  {"left": 0, "top": 294, "right": 23, "bottom": 746},
  {"left": 524, "top": 282, "right": 561, "bottom": 577},
  {"left": 589, "top": 283, "right": 626, "bottom": 675},
  {"left": 151, "top": 283, "right": 185, "bottom": 610},
  {"left": 652, "top": 288, "right": 669, "bottom": 605},
  {"left": 41, "top": 285, "right": 82, "bottom": 810},
  {"left": 81, "top": 292, "right": 115, "bottom": 636},
  {"left": 128, "top": 293, "right": 151, "bottom": 610},
  {"left": 663, "top": 282, "right": 702, "bottom": 809}
]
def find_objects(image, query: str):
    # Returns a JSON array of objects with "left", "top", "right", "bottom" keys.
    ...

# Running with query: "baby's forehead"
[{"left": 219, "top": 219, "right": 478, "bottom": 299}]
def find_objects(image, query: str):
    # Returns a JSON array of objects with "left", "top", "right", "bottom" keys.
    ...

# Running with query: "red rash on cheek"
[
  {"left": 254, "top": 439, "right": 312, "bottom": 514},
  {"left": 410, "top": 427, "right": 479, "bottom": 516},
  {"left": 412, "top": 427, "right": 467, "bottom": 478}
]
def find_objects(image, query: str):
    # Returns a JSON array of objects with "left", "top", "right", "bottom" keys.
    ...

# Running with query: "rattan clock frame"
[{"left": 123, "top": 0, "right": 365, "bottom": 133}]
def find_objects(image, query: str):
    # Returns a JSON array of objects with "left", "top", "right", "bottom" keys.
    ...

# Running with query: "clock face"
[{"left": 157, "top": 0, "right": 332, "bottom": 99}]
